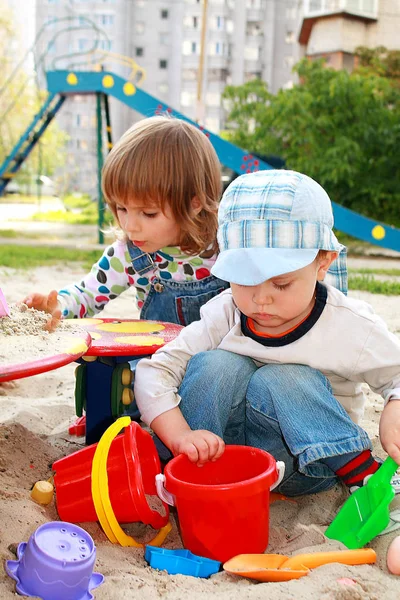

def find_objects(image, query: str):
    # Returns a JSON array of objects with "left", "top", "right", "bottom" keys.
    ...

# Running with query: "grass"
[
  {"left": 348, "top": 267, "right": 400, "bottom": 277},
  {"left": 0, "top": 229, "right": 18, "bottom": 238},
  {"left": 348, "top": 275, "right": 400, "bottom": 295},
  {"left": 31, "top": 209, "right": 99, "bottom": 225},
  {"left": 0, "top": 194, "right": 57, "bottom": 204},
  {"left": 0, "top": 244, "right": 100, "bottom": 271},
  {"left": 0, "top": 241, "right": 398, "bottom": 295}
]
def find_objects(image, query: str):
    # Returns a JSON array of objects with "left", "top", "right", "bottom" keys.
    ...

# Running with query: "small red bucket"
[
  {"left": 159, "top": 445, "right": 282, "bottom": 563},
  {"left": 53, "top": 422, "right": 169, "bottom": 529}
]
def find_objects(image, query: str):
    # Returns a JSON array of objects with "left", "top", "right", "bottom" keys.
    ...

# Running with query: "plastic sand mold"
[{"left": 145, "top": 546, "right": 221, "bottom": 578}]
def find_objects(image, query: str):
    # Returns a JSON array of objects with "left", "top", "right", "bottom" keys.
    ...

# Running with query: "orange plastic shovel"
[{"left": 223, "top": 548, "right": 376, "bottom": 582}]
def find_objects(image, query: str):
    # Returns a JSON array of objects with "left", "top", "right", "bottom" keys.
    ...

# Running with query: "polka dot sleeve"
[{"left": 58, "top": 241, "right": 133, "bottom": 318}]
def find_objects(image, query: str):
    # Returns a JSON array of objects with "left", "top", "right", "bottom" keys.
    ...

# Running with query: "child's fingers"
[
  {"left": 213, "top": 437, "right": 225, "bottom": 461},
  {"left": 195, "top": 438, "right": 213, "bottom": 465},
  {"left": 386, "top": 442, "right": 400, "bottom": 466},
  {"left": 46, "top": 290, "right": 59, "bottom": 313},
  {"left": 43, "top": 312, "right": 62, "bottom": 332},
  {"left": 205, "top": 435, "right": 224, "bottom": 462},
  {"left": 185, "top": 443, "right": 200, "bottom": 463},
  {"left": 23, "top": 293, "right": 43, "bottom": 308}
]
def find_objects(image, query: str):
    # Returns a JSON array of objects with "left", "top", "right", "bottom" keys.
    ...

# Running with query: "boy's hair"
[{"left": 102, "top": 116, "right": 221, "bottom": 255}]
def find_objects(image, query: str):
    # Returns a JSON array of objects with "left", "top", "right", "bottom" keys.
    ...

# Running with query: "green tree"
[
  {"left": 223, "top": 56, "right": 400, "bottom": 227},
  {"left": 0, "top": 1, "right": 68, "bottom": 190},
  {"left": 355, "top": 46, "right": 400, "bottom": 87}
]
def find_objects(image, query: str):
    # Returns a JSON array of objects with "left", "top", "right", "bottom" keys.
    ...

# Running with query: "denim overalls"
[{"left": 127, "top": 242, "right": 229, "bottom": 326}]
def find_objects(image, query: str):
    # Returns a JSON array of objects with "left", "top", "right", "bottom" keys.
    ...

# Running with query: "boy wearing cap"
[{"left": 135, "top": 170, "right": 400, "bottom": 496}]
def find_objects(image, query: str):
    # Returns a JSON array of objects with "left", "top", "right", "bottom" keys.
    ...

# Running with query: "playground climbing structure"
[{"left": 0, "top": 17, "right": 399, "bottom": 252}]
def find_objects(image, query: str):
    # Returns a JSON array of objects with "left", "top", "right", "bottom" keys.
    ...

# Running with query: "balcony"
[
  {"left": 303, "top": 0, "right": 378, "bottom": 18},
  {"left": 299, "top": 0, "right": 378, "bottom": 44}
]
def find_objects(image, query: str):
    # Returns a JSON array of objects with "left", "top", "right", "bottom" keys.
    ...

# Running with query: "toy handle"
[
  {"left": 17, "top": 542, "right": 27, "bottom": 560},
  {"left": 156, "top": 461, "right": 286, "bottom": 503},
  {"left": 270, "top": 461, "right": 285, "bottom": 491},
  {"left": 156, "top": 473, "right": 175, "bottom": 506}
]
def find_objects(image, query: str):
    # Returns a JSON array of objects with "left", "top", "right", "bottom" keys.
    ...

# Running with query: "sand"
[{"left": 0, "top": 261, "right": 400, "bottom": 599}]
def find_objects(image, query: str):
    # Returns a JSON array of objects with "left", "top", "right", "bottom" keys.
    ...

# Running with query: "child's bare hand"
[
  {"left": 171, "top": 430, "right": 225, "bottom": 466},
  {"left": 380, "top": 401, "right": 400, "bottom": 465},
  {"left": 22, "top": 290, "right": 62, "bottom": 332}
]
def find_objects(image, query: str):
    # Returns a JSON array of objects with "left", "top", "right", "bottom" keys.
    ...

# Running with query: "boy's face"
[
  {"left": 230, "top": 252, "right": 337, "bottom": 335},
  {"left": 115, "top": 198, "right": 181, "bottom": 253}
]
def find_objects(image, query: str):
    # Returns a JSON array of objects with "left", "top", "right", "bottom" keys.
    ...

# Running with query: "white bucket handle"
[
  {"left": 156, "top": 473, "right": 175, "bottom": 506},
  {"left": 270, "top": 461, "right": 285, "bottom": 491},
  {"left": 156, "top": 460, "right": 285, "bottom": 504}
]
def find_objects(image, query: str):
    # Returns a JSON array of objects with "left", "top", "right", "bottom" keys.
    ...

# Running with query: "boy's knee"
[
  {"left": 252, "top": 363, "right": 330, "bottom": 390},
  {"left": 188, "top": 349, "right": 253, "bottom": 371}
]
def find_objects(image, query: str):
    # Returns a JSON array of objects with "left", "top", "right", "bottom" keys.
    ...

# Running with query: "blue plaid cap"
[{"left": 211, "top": 170, "right": 348, "bottom": 293}]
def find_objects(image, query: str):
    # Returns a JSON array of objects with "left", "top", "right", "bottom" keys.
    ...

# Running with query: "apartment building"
[
  {"left": 34, "top": 0, "right": 300, "bottom": 193},
  {"left": 298, "top": 0, "right": 400, "bottom": 70}
]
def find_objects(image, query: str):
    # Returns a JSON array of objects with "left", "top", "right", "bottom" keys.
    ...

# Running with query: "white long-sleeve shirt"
[{"left": 134, "top": 284, "right": 400, "bottom": 426}]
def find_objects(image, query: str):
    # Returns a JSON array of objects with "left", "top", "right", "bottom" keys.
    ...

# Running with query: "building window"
[
  {"left": 205, "top": 117, "right": 220, "bottom": 132},
  {"left": 99, "top": 39, "right": 112, "bottom": 50},
  {"left": 304, "top": 0, "right": 376, "bottom": 17},
  {"left": 214, "top": 42, "right": 226, "bottom": 56},
  {"left": 99, "top": 14, "right": 114, "bottom": 25},
  {"left": 206, "top": 92, "right": 221, "bottom": 107},
  {"left": 216, "top": 16, "right": 224, "bottom": 30},
  {"left": 285, "top": 31, "right": 295, "bottom": 44},
  {"left": 47, "top": 40, "right": 56, "bottom": 53},
  {"left": 284, "top": 56, "right": 295, "bottom": 68},
  {"left": 135, "top": 21, "right": 145, "bottom": 34},
  {"left": 286, "top": 6, "right": 297, "bottom": 19},
  {"left": 183, "top": 40, "right": 198, "bottom": 55},
  {"left": 244, "top": 46, "right": 259, "bottom": 60},
  {"left": 135, "top": 47, "right": 144, "bottom": 57},
  {"left": 78, "top": 39, "right": 87, "bottom": 51},
  {"left": 161, "top": 9, "right": 168, "bottom": 19},
  {"left": 181, "top": 91, "right": 195, "bottom": 107},
  {"left": 182, "top": 68, "right": 197, "bottom": 81},
  {"left": 160, "top": 32, "right": 170, "bottom": 45},
  {"left": 246, "top": 0, "right": 263, "bottom": 7},
  {"left": 158, "top": 82, "right": 169, "bottom": 95},
  {"left": 159, "top": 59, "right": 168, "bottom": 69},
  {"left": 193, "top": 16, "right": 198, "bottom": 28}
]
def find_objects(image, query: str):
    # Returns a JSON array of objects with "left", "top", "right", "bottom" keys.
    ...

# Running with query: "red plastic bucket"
[
  {"left": 53, "top": 422, "right": 169, "bottom": 529},
  {"left": 162, "top": 446, "right": 279, "bottom": 563}
]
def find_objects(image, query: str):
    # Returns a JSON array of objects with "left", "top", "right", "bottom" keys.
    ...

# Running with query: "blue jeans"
[{"left": 174, "top": 350, "right": 372, "bottom": 497}]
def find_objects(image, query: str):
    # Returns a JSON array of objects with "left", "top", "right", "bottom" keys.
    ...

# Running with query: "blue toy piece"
[{"left": 145, "top": 546, "right": 221, "bottom": 578}]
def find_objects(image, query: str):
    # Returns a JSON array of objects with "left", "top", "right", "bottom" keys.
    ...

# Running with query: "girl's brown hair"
[{"left": 102, "top": 116, "right": 221, "bottom": 255}]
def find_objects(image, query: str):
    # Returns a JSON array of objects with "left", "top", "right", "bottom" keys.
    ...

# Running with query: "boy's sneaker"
[{"left": 350, "top": 473, "right": 400, "bottom": 494}]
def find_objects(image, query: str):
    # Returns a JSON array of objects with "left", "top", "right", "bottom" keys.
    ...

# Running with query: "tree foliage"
[
  {"left": 0, "top": 1, "right": 68, "bottom": 188},
  {"left": 222, "top": 51, "right": 400, "bottom": 227}
]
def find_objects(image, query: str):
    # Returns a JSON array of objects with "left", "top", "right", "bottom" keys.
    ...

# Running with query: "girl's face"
[{"left": 115, "top": 198, "right": 181, "bottom": 253}]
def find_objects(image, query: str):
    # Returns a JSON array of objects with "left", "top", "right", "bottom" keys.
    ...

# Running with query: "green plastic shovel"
[{"left": 325, "top": 456, "right": 399, "bottom": 549}]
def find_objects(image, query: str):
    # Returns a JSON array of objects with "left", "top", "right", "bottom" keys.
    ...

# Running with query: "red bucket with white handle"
[{"left": 156, "top": 445, "right": 284, "bottom": 563}]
